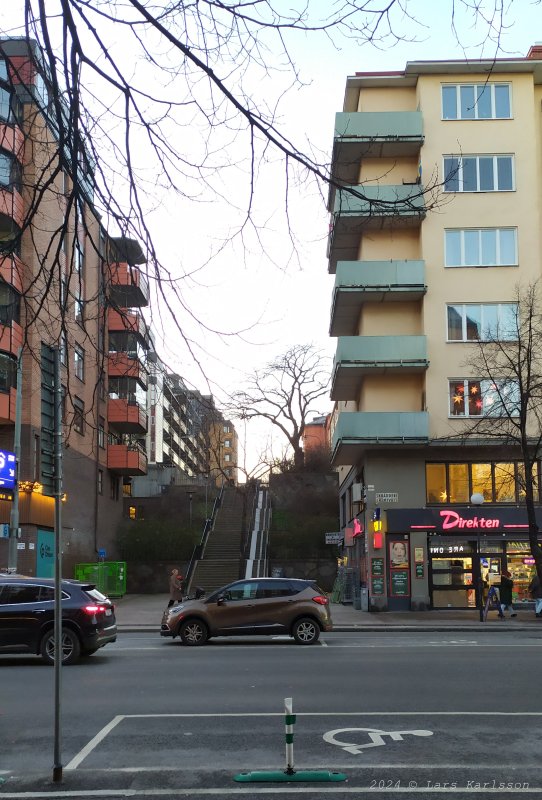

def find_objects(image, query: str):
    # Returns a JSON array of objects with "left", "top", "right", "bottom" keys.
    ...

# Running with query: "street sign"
[
  {"left": 98, "top": 548, "right": 106, "bottom": 559},
  {"left": 0, "top": 523, "right": 9, "bottom": 538},
  {"left": 0, "top": 449, "right": 16, "bottom": 490},
  {"left": 325, "top": 532, "right": 343, "bottom": 545}
]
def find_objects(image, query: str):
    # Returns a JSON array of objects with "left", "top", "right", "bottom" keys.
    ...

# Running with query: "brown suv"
[{"left": 160, "top": 577, "right": 332, "bottom": 646}]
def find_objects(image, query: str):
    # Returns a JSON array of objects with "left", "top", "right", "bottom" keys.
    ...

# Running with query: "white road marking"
[
  {"left": 324, "top": 727, "right": 433, "bottom": 754},
  {"left": 64, "top": 716, "right": 124, "bottom": 770},
  {"left": 0, "top": 786, "right": 538, "bottom": 796}
]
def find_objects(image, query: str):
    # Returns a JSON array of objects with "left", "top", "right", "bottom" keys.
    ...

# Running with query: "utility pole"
[
  {"left": 7, "top": 347, "right": 23, "bottom": 573},
  {"left": 52, "top": 347, "right": 63, "bottom": 783}
]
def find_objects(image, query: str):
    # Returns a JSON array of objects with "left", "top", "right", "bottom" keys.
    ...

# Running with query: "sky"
[{"left": 1, "top": 1, "right": 541, "bottom": 476}]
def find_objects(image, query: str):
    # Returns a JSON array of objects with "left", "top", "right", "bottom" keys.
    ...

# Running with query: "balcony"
[
  {"left": 108, "top": 262, "right": 149, "bottom": 309},
  {"left": 328, "top": 185, "right": 426, "bottom": 272},
  {"left": 107, "top": 308, "right": 150, "bottom": 348},
  {"left": 0, "top": 387, "right": 16, "bottom": 424},
  {"left": 330, "top": 111, "right": 424, "bottom": 188},
  {"left": 108, "top": 399, "right": 147, "bottom": 434},
  {"left": 330, "top": 260, "right": 426, "bottom": 333},
  {"left": 0, "top": 321, "right": 23, "bottom": 358},
  {"left": 107, "top": 443, "right": 147, "bottom": 475},
  {"left": 0, "top": 123, "right": 24, "bottom": 161},
  {"left": 108, "top": 352, "right": 148, "bottom": 389},
  {"left": 0, "top": 188, "right": 23, "bottom": 229},
  {"left": 331, "top": 336, "right": 428, "bottom": 401},
  {"left": 0, "top": 254, "right": 24, "bottom": 294},
  {"left": 331, "top": 411, "right": 430, "bottom": 466}
]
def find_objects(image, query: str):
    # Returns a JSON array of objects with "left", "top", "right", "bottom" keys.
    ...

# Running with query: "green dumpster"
[{"left": 74, "top": 562, "right": 126, "bottom": 597}]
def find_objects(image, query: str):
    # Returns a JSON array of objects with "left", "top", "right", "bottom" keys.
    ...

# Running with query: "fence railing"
[{"left": 185, "top": 482, "right": 225, "bottom": 592}]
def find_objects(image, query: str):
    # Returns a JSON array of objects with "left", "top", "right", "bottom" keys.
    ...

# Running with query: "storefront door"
[
  {"left": 478, "top": 554, "right": 504, "bottom": 599},
  {"left": 430, "top": 554, "right": 476, "bottom": 608}
]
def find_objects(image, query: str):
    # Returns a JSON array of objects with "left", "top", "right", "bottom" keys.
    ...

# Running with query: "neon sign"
[{"left": 439, "top": 510, "right": 500, "bottom": 530}]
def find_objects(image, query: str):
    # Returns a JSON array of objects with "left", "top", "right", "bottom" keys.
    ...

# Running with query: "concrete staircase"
[{"left": 189, "top": 487, "right": 245, "bottom": 593}]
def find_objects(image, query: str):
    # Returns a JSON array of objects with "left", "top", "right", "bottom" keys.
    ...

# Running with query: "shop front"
[{"left": 386, "top": 507, "right": 541, "bottom": 610}]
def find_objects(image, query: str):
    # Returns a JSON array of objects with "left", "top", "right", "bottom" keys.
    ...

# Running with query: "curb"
[{"left": 117, "top": 624, "right": 540, "bottom": 634}]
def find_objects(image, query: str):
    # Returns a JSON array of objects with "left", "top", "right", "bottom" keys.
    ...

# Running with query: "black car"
[{"left": 0, "top": 574, "right": 117, "bottom": 664}]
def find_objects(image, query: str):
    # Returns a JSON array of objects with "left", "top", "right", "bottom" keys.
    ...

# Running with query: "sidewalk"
[{"left": 113, "top": 593, "right": 542, "bottom": 633}]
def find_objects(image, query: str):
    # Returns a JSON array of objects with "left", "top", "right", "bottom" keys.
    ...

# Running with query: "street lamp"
[{"left": 187, "top": 491, "right": 194, "bottom": 532}]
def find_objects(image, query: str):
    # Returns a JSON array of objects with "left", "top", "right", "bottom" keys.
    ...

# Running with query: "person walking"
[
  {"left": 499, "top": 569, "right": 517, "bottom": 619},
  {"left": 529, "top": 573, "right": 542, "bottom": 617},
  {"left": 168, "top": 568, "right": 184, "bottom": 608}
]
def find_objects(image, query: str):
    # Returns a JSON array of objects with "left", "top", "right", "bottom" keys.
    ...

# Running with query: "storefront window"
[
  {"left": 426, "top": 463, "right": 446, "bottom": 502},
  {"left": 517, "top": 463, "right": 539, "bottom": 503},
  {"left": 471, "top": 463, "right": 492, "bottom": 501},
  {"left": 494, "top": 462, "right": 516, "bottom": 502},
  {"left": 448, "top": 463, "right": 469, "bottom": 503},
  {"left": 431, "top": 556, "right": 476, "bottom": 608}
]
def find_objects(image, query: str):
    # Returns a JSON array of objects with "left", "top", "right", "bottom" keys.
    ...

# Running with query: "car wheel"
[
  {"left": 292, "top": 618, "right": 320, "bottom": 645},
  {"left": 179, "top": 619, "right": 208, "bottom": 646},
  {"left": 40, "top": 629, "right": 81, "bottom": 665}
]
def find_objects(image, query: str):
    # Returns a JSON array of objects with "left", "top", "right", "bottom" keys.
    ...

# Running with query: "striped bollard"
[
  {"left": 285, "top": 697, "right": 296, "bottom": 775},
  {"left": 233, "top": 697, "right": 347, "bottom": 783}
]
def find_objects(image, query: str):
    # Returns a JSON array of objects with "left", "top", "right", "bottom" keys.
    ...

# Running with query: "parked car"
[
  {"left": 160, "top": 577, "right": 332, "bottom": 646},
  {"left": 0, "top": 574, "right": 117, "bottom": 664}
]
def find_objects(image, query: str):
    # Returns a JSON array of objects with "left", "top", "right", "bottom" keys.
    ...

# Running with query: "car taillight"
[
  {"left": 84, "top": 605, "right": 106, "bottom": 614},
  {"left": 312, "top": 595, "right": 329, "bottom": 605}
]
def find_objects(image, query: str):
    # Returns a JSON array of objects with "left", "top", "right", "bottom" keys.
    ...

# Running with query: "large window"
[
  {"left": 73, "top": 396, "right": 85, "bottom": 434},
  {"left": 426, "top": 461, "right": 539, "bottom": 505},
  {"left": 445, "top": 228, "right": 517, "bottom": 268},
  {"left": 444, "top": 155, "right": 514, "bottom": 192},
  {"left": 442, "top": 83, "right": 511, "bottom": 120},
  {"left": 449, "top": 379, "right": 519, "bottom": 417},
  {"left": 446, "top": 303, "right": 517, "bottom": 341}
]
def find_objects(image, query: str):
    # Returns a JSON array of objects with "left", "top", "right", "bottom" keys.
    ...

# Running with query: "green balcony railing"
[
  {"left": 331, "top": 411, "right": 429, "bottom": 465},
  {"left": 331, "top": 336, "right": 428, "bottom": 400},
  {"left": 330, "top": 260, "right": 426, "bottom": 334}
]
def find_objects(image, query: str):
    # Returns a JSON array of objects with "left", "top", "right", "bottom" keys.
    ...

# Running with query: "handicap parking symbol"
[{"left": 323, "top": 727, "right": 433, "bottom": 755}]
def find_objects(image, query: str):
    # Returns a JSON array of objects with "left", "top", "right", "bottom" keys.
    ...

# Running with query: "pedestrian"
[
  {"left": 499, "top": 569, "right": 517, "bottom": 619},
  {"left": 168, "top": 568, "right": 184, "bottom": 608},
  {"left": 528, "top": 572, "right": 542, "bottom": 618}
]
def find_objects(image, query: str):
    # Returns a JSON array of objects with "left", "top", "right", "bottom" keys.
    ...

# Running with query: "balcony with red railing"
[
  {"left": 107, "top": 308, "right": 150, "bottom": 347},
  {"left": 108, "top": 262, "right": 149, "bottom": 309},
  {"left": 0, "top": 253, "right": 23, "bottom": 294},
  {"left": 108, "top": 398, "right": 148, "bottom": 434},
  {"left": 108, "top": 351, "right": 148, "bottom": 389},
  {"left": 0, "top": 188, "right": 23, "bottom": 228},
  {"left": 0, "top": 320, "right": 23, "bottom": 358},
  {"left": 0, "top": 387, "right": 16, "bottom": 424},
  {"left": 107, "top": 443, "right": 147, "bottom": 475}
]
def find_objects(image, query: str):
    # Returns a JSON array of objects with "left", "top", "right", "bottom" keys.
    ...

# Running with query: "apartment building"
[
  {"left": 0, "top": 38, "right": 150, "bottom": 577},
  {"left": 328, "top": 45, "right": 542, "bottom": 610},
  {"left": 208, "top": 410, "right": 238, "bottom": 486}
]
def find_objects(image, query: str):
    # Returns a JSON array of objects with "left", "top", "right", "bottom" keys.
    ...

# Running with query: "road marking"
[
  {"left": 64, "top": 716, "right": 124, "bottom": 770},
  {"left": 0, "top": 786, "right": 538, "bottom": 796},
  {"left": 324, "top": 727, "right": 433, "bottom": 754}
]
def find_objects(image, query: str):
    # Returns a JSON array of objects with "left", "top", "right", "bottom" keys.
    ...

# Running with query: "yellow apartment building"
[{"left": 328, "top": 45, "right": 542, "bottom": 611}]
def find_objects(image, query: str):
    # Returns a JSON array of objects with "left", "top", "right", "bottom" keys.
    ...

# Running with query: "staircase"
[{"left": 188, "top": 487, "right": 245, "bottom": 593}]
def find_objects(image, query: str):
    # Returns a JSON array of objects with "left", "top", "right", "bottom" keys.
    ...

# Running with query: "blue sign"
[
  {"left": 0, "top": 450, "right": 16, "bottom": 489},
  {"left": 98, "top": 548, "right": 106, "bottom": 559}
]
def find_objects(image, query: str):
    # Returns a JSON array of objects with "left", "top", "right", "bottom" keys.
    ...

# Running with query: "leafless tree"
[
  {"left": 230, "top": 344, "right": 330, "bottom": 470},
  {"left": 454, "top": 282, "right": 542, "bottom": 583}
]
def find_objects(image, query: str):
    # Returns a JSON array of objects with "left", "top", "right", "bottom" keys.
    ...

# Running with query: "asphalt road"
[{"left": 1, "top": 630, "right": 541, "bottom": 799}]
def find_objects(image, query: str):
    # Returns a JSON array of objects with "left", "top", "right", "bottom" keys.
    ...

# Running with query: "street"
[{"left": 1, "top": 631, "right": 541, "bottom": 798}]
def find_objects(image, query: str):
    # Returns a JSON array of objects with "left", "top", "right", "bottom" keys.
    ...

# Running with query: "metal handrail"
[{"left": 185, "top": 482, "right": 225, "bottom": 592}]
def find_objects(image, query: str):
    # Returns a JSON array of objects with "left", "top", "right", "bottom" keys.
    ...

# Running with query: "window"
[
  {"left": 97, "top": 469, "right": 103, "bottom": 495},
  {"left": 74, "top": 344, "right": 85, "bottom": 381},
  {"left": 257, "top": 580, "right": 295, "bottom": 599},
  {"left": 0, "top": 151, "right": 21, "bottom": 192},
  {"left": 224, "top": 453, "right": 231, "bottom": 462},
  {"left": 445, "top": 228, "right": 517, "bottom": 268},
  {"left": 98, "top": 417, "right": 105, "bottom": 449},
  {"left": 60, "top": 333, "right": 67, "bottom": 366},
  {"left": 442, "top": 83, "right": 511, "bottom": 120},
  {"left": 129, "top": 505, "right": 136, "bottom": 520},
  {"left": 73, "top": 396, "right": 84, "bottom": 434},
  {"left": 110, "top": 476, "right": 119, "bottom": 501},
  {"left": 449, "top": 379, "right": 519, "bottom": 417},
  {"left": 444, "top": 155, "right": 514, "bottom": 192},
  {"left": 75, "top": 291, "right": 84, "bottom": 326},
  {"left": 74, "top": 240, "right": 84, "bottom": 275},
  {"left": 0, "top": 86, "right": 12, "bottom": 123},
  {"left": 224, "top": 439, "right": 232, "bottom": 448},
  {"left": 426, "top": 461, "right": 539, "bottom": 504},
  {"left": 224, "top": 581, "right": 258, "bottom": 601},
  {"left": 0, "top": 60, "right": 8, "bottom": 82},
  {"left": 223, "top": 424, "right": 231, "bottom": 433},
  {"left": 446, "top": 303, "right": 517, "bottom": 341},
  {"left": 0, "top": 353, "right": 16, "bottom": 393}
]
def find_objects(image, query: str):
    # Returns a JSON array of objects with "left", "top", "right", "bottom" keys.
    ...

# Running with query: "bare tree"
[
  {"left": 454, "top": 282, "right": 542, "bottom": 584},
  {"left": 230, "top": 344, "right": 330, "bottom": 470}
]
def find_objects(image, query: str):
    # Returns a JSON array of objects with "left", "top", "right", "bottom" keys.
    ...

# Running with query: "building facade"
[
  {"left": 0, "top": 38, "right": 151, "bottom": 577},
  {"left": 328, "top": 46, "right": 542, "bottom": 610}
]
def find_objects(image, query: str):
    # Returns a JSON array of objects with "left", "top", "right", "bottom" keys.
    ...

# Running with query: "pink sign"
[{"left": 439, "top": 510, "right": 500, "bottom": 530}]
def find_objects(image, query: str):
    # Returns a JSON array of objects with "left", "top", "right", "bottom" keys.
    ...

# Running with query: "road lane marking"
[{"left": 64, "top": 716, "right": 124, "bottom": 770}]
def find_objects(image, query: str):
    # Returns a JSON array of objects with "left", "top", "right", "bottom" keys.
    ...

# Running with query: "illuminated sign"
[
  {"left": 0, "top": 450, "right": 16, "bottom": 490},
  {"left": 439, "top": 510, "right": 500, "bottom": 530}
]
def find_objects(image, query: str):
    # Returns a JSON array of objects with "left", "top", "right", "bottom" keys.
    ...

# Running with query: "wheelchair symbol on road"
[{"left": 323, "top": 727, "right": 434, "bottom": 755}]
